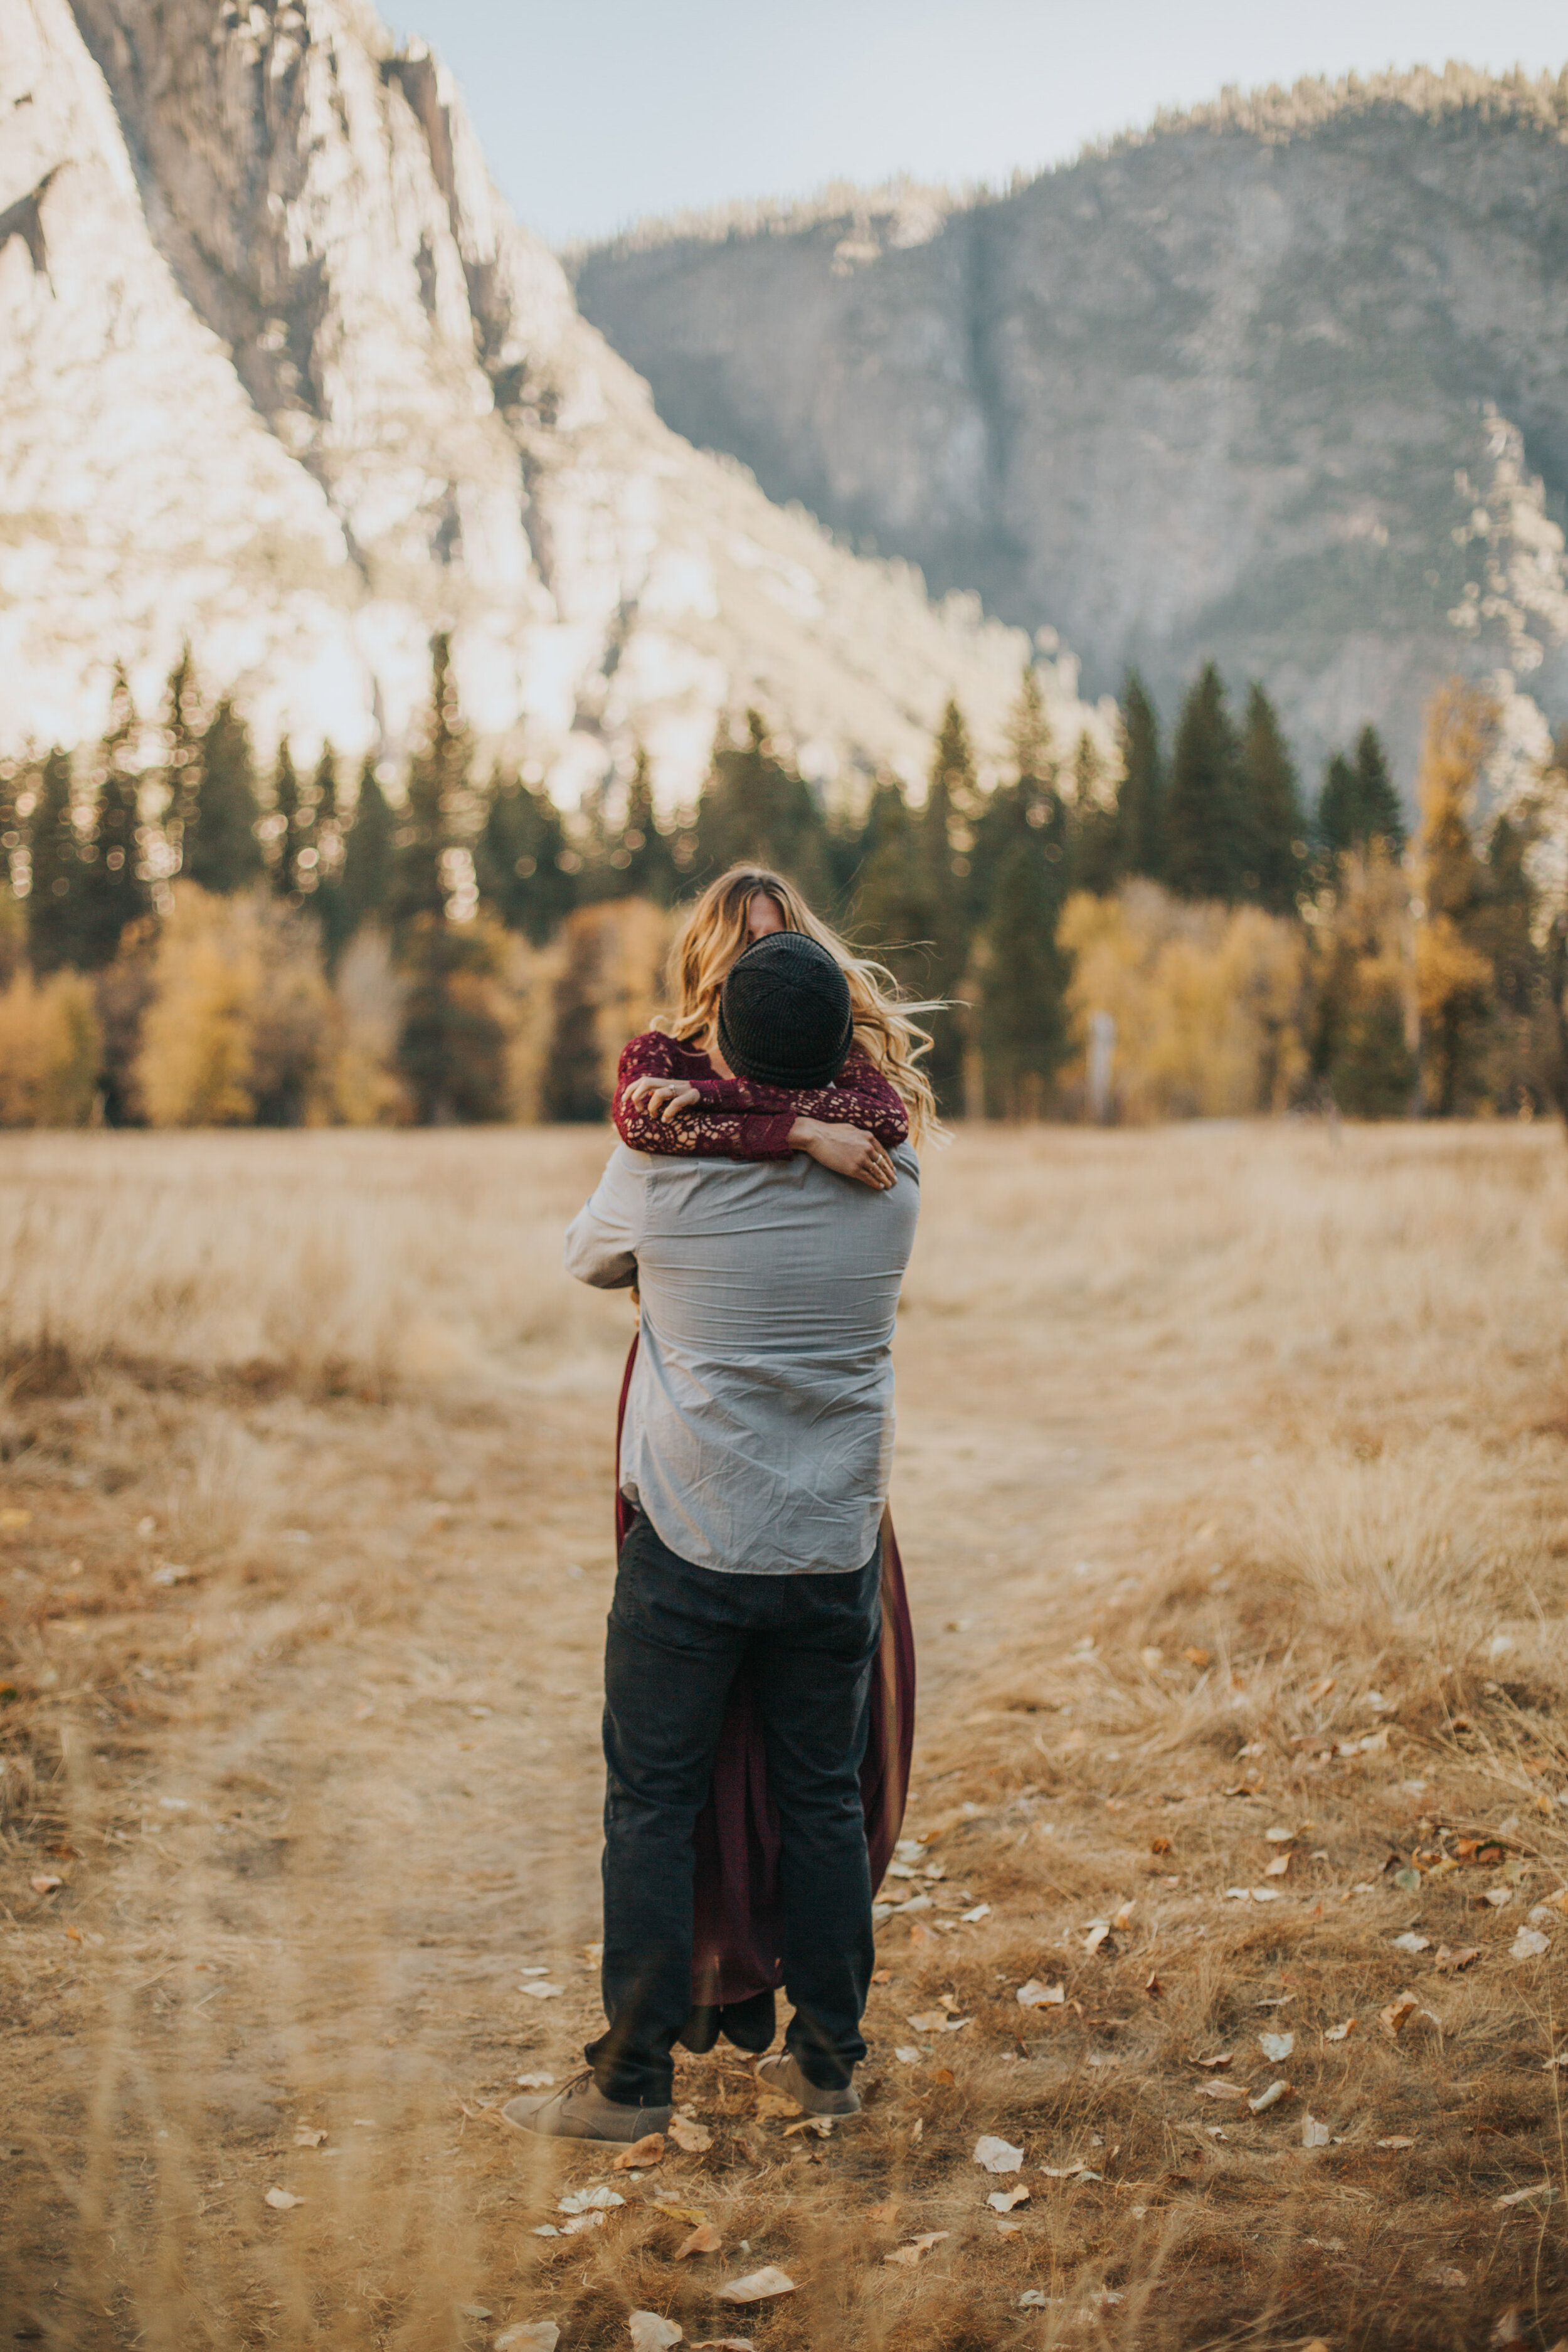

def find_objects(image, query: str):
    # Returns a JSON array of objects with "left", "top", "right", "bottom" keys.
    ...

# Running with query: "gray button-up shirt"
[{"left": 563, "top": 1143, "right": 920, "bottom": 1575}]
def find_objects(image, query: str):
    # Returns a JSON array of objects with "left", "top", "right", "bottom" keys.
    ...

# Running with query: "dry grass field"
[{"left": 3, "top": 1120, "right": 1567, "bottom": 2352}]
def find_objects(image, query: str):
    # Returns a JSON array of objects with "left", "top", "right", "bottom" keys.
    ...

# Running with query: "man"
[{"left": 506, "top": 932, "right": 919, "bottom": 2144}]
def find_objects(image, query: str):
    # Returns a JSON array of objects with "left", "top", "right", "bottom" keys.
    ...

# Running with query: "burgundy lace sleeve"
[{"left": 612, "top": 1034, "right": 911, "bottom": 1160}]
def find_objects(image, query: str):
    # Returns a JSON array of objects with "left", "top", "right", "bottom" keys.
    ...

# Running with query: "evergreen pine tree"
[
  {"left": 26, "top": 748, "right": 83, "bottom": 975},
  {"left": 917, "top": 699, "right": 981, "bottom": 1109},
  {"left": 392, "top": 634, "right": 466, "bottom": 938},
  {"left": 1164, "top": 662, "right": 1242, "bottom": 902},
  {"left": 307, "top": 746, "right": 338, "bottom": 895},
  {"left": 1068, "top": 728, "right": 1121, "bottom": 896},
  {"left": 1317, "top": 753, "right": 1360, "bottom": 861},
  {"left": 977, "top": 812, "right": 1071, "bottom": 1118},
  {"left": 474, "top": 766, "right": 575, "bottom": 943},
  {"left": 615, "top": 745, "right": 677, "bottom": 903},
  {"left": 77, "top": 664, "right": 150, "bottom": 967},
  {"left": 851, "top": 777, "right": 941, "bottom": 997},
  {"left": 1353, "top": 724, "right": 1405, "bottom": 850},
  {"left": 184, "top": 698, "right": 263, "bottom": 894},
  {"left": 1236, "top": 682, "right": 1306, "bottom": 914},
  {"left": 270, "top": 739, "right": 307, "bottom": 900},
  {"left": 1115, "top": 671, "right": 1164, "bottom": 879},
  {"left": 337, "top": 760, "right": 396, "bottom": 940},
  {"left": 159, "top": 644, "right": 204, "bottom": 876},
  {"left": 1414, "top": 682, "right": 1495, "bottom": 1115},
  {"left": 694, "top": 710, "right": 830, "bottom": 901}
]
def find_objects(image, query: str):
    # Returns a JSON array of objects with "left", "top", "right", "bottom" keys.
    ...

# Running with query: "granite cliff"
[
  {"left": 0, "top": 0, "right": 1111, "bottom": 800},
  {"left": 576, "top": 69, "right": 1568, "bottom": 790}
]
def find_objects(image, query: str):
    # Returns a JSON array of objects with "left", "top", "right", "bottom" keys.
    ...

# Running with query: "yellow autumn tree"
[
  {"left": 1061, "top": 881, "right": 1307, "bottom": 1121},
  {"left": 0, "top": 968, "right": 102, "bottom": 1126},
  {"left": 136, "top": 886, "right": 262, "bottom": 1125}
]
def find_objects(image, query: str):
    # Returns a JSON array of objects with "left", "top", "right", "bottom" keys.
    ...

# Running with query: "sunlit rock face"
[
  {"left": 576, "top": 73, "right": 1568, "bottom": 785},
  {"left": 0, "top": 0, "right": 1110, "bottom": 801}
]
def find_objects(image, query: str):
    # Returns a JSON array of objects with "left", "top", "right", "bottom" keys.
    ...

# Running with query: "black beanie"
[{"left": 717, "top": 931, "right": 854, "bottom": 1089}]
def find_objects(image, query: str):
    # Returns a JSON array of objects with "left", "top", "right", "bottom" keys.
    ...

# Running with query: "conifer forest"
[{"left": 2, "top": 637, "right": 1565, "bottom": 1129}]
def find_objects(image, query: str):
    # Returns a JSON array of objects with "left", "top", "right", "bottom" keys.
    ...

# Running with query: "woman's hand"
[
  {"left": 625, "top": 1074, "right": 701, "bottom": 1121},
  {"left": 790, "top": 1116, "right": 898, "bottom": 1189}
]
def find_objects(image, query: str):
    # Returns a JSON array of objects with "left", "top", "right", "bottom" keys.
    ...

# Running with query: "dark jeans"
[{"left": 587, "top": 1512, "right": 882, "bottom": 2107}]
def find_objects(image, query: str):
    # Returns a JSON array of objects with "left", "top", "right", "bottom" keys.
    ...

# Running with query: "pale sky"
[{"left": 380, "top": 0, "right": 1568, "bottom": 248}]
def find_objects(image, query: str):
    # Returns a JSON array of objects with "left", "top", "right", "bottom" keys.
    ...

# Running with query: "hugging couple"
[{"left": 506, "top": 862, "right": 935, "bottom": 2144}]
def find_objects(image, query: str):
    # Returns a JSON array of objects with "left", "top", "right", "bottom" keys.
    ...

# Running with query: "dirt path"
[{"left": 4, "top": 1123, "right": 1567, "bottom": 2350}]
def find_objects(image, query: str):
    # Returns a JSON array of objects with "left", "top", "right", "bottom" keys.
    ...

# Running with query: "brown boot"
[
  {"left": 501, "top": 2069, "right": 672, "bottom": 2143},
  {"left": 755, "top": 2051, "right": 860, "bottom": 2117}
]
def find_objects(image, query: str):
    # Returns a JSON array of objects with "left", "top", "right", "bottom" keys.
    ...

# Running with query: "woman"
[
  {"left": 613, "top": 864, "right": 940, "bottom": 1183},
  {"left": 609, "top": 865, "right": 935, "bottom": 2061}
]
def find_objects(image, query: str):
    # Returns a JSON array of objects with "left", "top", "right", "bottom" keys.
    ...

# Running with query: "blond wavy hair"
[{"left": 657, "top": 866, "right": 943, "bottom": 1145}]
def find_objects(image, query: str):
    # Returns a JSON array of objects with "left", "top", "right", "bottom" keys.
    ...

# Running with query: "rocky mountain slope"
[
  {"left": 0, "top": 0, "right": 1111, "bottom": 802},
  {"left": 576, "top": 69, "right": 1568, "bottom": 788}
]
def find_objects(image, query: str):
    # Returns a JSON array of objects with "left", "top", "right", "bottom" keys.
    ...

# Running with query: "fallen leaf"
[
  {"left": 1015, "top": 1979, "right": 1064, "bottom": 2008},
  {"left": 754, "top": 2089, "right": 799, "bottom": 2121},
  {"left": 559, "top": 2186, "right": 623, "bottom": 2215},
  {"left": 1019, "top": 2290, "right": 1049, "bottom": 2309},
  {"left": 1324, "top": 2019, "right": 1357, "bottom": 2042},
  {"left": 668, "top": 2115, "right": 712, "bottom": 2154},
  {"left": 1302, "top": 2114, "right": 1331, "bottom": 2148},
  {"left": 1391, "top": 1932, "right": 1430, "bottom": 1954},
  {"left": 1150, "top": 1836, "right": 1172, "bottom": 1855},
  {"left": 1306, "top": 1675, "right": 1335, "bottom": 1699},
  {"left": 516, "top": 2071, "right": 555, "bottom": 2089},
  {"left": 1264, "top": 1826, "right": 1293, "bottom": 1844},
  {"left": 1195, "top": 2081, "right": 1248, "bottom": 2100},
  {"left": 884, "top": 2232, "right": 950, "bottom": 2267},
  {"left": 529, "top": 2225, "right": 559, "bottom": 2238},
  {"left": 1248, "top": 2080, "right": 1291, "bottom": 2114},
  {"left": 519, "top": 1981, "right": 563, "bottom": 2001},
  {"left": 560, "top": 2213, "right": 606, "bottom": 2235},
  {"left": 988, "top": 2185, "right": 1030, "bottom": 2212},
  {"left": 1084, "top": 1922, "right": 1112, "bottom": 1954},
  {"left": 1380, "top": 1993, "right": 1418, "bottom": 2037},
  {"left": 961, "top": 1904, "right": 992, "bottom": 1924},
  {"left": 264, "top": 2188, "right": 303, "bottom": 2210},
  {"left": 1510, "top": 1927, "right": 1550, "bottom": 1960},
  {"left": 650, "top": 2202, "right": 708, "bottom": 2227},
  {"left": 1111, "top": 1901, "right": 1136, "bottom": 1931},
  {"left": 1184, "top": 1646, "right": 1210, "bottom": 1668},
  {"left": 494, "top": 2328, "right": 559, "bottom": 2352},
  {"left": 1259, "top": 2032, "right": 1295, "bottom": 2062},
  {"left": 1195, "top": 2051, "right": 1233, "bottom": 2069},
  {"left": 1376, "top": 2136, "right": 1415, "bottom": 2149},
  {"left": 872, "top": 1968, "right": 892, "bottom": 1983},
  {"left": 974, "top": 2134, "right": 1025, "bottom": 2173},
  {"left": 1145, "top": 1971, "right": 1163, "bottom": 1997},
  {"left": 933, "top": 2067, "right": 955, "bottom": 2087},
  {"left": 294, "top": 2127, "right": 327, "bottom": 2149},
  {"left": 29, "top": 1875, "right": 62, "bottom": 1895},
  {"left": 716, "top": 2267, "right": 795, "bottom": 2304},
  {"left": 1250, "top": 1887, "right": 1283, "bottom": 1902},
  {"left": 689, "top": 2342, "right": 755, "bottom": 2351},
  {"left": 628, "top": 2316, "right": 683, "bottom": 2352},
  {"left": 1434, "top": 1946, "right": 1480, "bottom": 1974},
  {"left": 995, "top": 2217, "right": 1024, "bottom": 2235},
  {"left": 782, "top": 2116, "right": 835, "bottom": 2138},
  {"left": 520, "top": 1965, "right": 551, "bottom": 1977},
  {"left": 1039, "top": 2160, "right": 1098, "bottom": 2178},
  {"left": 907, "top": 2010, "right": 949, "bottom": 2033},
  {"left": 894, "top": 2045, "right": 921, "bottom": 2063},
  {"left": 1496, "top": 2182, "right": 1557, "bottom": 2208},
  {"left": 675, "top": 2218, "right": 721, "bottom": 2260},
  {"left": 1483, "top": 1888, "right": 1513, "bottom": 1909},
  {"left": 612, "top": 2133, "right": 666, "bottom": 2171},
  {"left": 1264, "top": 1855, "right": 1292, "bottom": 1877}
]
